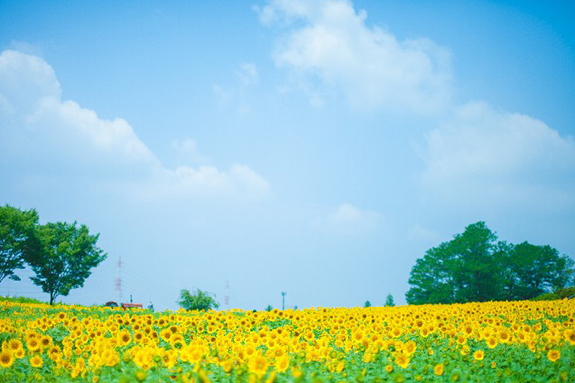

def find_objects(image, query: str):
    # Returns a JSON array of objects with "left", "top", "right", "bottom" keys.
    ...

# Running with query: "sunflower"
[
  {"left": 14, "top": 348, "right": 25, "bottom": 359},
  {"left": 133, "top": 331, "right": 144, "bottom": 343},
  {"left": 434, "top": 363, "right": 444, "bottom": 376},
  {"left": 275, "top": 355, "right": 290, "bottom": 373},
  {"left": 30, "top": 354, "right": 43, "bottom": 368},
  {"left": 395, "top": 352, "right": 410, "bottom": 369},
  {"left": 26, "top": 338, "right": 41, "bottom": 352},
  {"left": 486, "top": 337, "right": 498, "bottom": 349},
  {"left": 473, "top": 350, "right": 485, "bottom": 361},
  {"left": 40, "top": 335, "right": 53, "bottom": 349},
  {"left": 7, "top": 339, "right": 23, "bottom": 353},
  {"left": 117, "top": 330, "right": 132, "bottom": 346},
  {"left": 498, "top": 329, "right": 511, "bottom": 344},
  {"left": 159, "top": 329, "right": 172, "bottom": 342},
  {"left": 248, "top": 354, "right": 268, "bottom": 377},
  {"left": 547, "top": 349, "right": 561, "bottom": 362},
  {"left": 189, "top": 348, "right": 203, "bottom": 364},
  {"left": 363, "top": 351, "right": 372, "bottom": 363},
  {"left": 220, "top": 359, "right": 233, "bottom": 373},
  {"left": 405, "top": 340, "right": 417, "bottom": 356},
  {"left": 0, "top": 350, "right": 14, "bottom": 368}
]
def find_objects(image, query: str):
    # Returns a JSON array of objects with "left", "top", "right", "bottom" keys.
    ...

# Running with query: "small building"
[{"left": 121, "top": 303, "right": 143, "bottom": 309}]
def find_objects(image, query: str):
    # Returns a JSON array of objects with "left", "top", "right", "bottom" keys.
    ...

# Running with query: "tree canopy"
[
  {"left": 0, "top": 205, "right": 39, "bottom": 283},
  {"left": 26, "top": 221, "right": 107, "bottom": 304},
  {"left": 178, "top": 289, "right": 219, "bottom": 311},
  {"left": 406, "top": 222, "right": 574, "bottom": 305}
]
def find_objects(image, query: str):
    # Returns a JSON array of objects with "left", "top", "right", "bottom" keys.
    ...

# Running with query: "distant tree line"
[
  {"left": 0, "top": 205, "right": 106, "bottom": 304},
  {"left": 406, "top": 222, "right": 574, "bottom": 305}
]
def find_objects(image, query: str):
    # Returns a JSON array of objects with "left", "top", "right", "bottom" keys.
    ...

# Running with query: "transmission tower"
[
  {"left": 115, "top": 256, "right": 123, "bottom": 303},
  {"left": 224, "top": 280, "right": 230, "bottom": 310}
]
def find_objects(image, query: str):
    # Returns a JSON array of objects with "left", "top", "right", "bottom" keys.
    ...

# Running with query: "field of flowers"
[{"left": 1, "top": 299, "right": 574, "bottom": 382}]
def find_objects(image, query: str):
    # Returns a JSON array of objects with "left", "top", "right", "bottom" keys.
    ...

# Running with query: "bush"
[
  {"left": 532, "top": 287, "right": 575, "bottom": 301},
  {"left": 178, "top": 289, "right": 219, "bottom": 311},
  {"left": 0, "top": 295, "right": 45, "bottom": 304}
]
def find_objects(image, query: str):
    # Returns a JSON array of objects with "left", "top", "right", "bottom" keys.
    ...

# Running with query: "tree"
[
  {"left": 406, "top": 221, "right": 574, "bottom": 305},
  {"left": 178, "top": 289, "right": 219, "bottom": 311},
  {"left": 450, "top": 222, "right": 500, "bottom": 302},
  {"left": 407, "top": 222, "right": 500, "bottom": 304},
  {"left": 406, "top": 242, "right": 458, "bottom": 305},
  {"left": 385, "top": 293, "right": 395, "bottom": 307},
  {"left": 27, "top": 221, "right": 106, "bottom": 304},
  {"left": 364, "top": 300, "right": 372, "bottom": 308},
  {"left": 0, "top": 205, "right": 39, "bottom": 284},
  {"left": 499, "top": 242, "right": 574, "bottom": 300},
  {"left": 265, "top": 305, "right": 273, "bottom": 311}
]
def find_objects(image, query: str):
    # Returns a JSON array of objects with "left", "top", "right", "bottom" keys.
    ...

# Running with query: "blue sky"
[{"left": 1, "top": 0, "right": 574, "bottom": 311}]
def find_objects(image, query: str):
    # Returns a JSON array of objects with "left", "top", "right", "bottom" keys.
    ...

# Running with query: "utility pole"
[{"left": 281, "top": 291, "right": 286, "bottom": 310}]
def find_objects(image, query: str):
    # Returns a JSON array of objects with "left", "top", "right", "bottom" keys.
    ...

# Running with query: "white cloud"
[
  {"left": 171, "top": 138, "right": 209, "bottom": 165},
  {"left": 237, "top": 63, "right": 258, "bottom": 87},
  {"left": 31, "top": 97, "right": 159, "bottom": 167},
  {"left": 406, "top": 223, "right": 439, "bottom": 243},
  {"left": 312, "top": 203, "right": 380, "bottom": 235},
  {"left": 258, "top": 0, "right": 452, "bottom": 113},
  {"left": 165, "top": 164, "right": 270, "bottom": 199},
  {"left": 0, "top": 50, "right": 270, "bottom": 200},
  {"left": 420, "top": 101, "right": 575, "bottom": 209},
  {"left": 214, "top": 62, "right": 259, "bottom": 115},
  {"left": 0, "top": 49, "right": 61, "bottom": 117}
]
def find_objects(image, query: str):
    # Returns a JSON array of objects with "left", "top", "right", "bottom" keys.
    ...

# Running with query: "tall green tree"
[
  {"left": 178, "top": 289, "right": 219, "bottom": 311},
  {"left": 406, "top": 242, "right": 457, "bottom": 305},
  {"left": 406, "top": 221, "right": 574, "bottom": 305},
  {"left": 0, "top": 205, "right": 39, "bottom": 283},
  {"left": 27, "top": 221, "right": 106, "bottom": 304},
  {"left": 406, "top": 222, "right": 500, "bottom": 304},
  {"left": 499, "top": 242, "right": 574, "bottom": 300},
  {"left": 450, "top": 222, "right": 500, "bottom": 302}
]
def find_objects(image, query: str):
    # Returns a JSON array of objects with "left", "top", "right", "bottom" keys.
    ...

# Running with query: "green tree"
[
  {"left": 450, "top": 222, "right": 500, "bottom": 302},
  {"left": 406, "top": 242, "right": 457, "bottom": 305},
  {"left": 407, "top": 222, "right": 500, "bottom": 304},
  {"left": 499, "top": 242, "right": 574, "bottom": 300},
  {"left": 178, "top": 289, "right": 219, "bottom": 311},
  {"left": 0, "top": 205, "right": 39, "bottom": 283},
  {"left": 27, "top": 221, "right": 106, "bottom": 304},
  {"left": 364, "top": 300, "right": 372, "bottom": 307},
  {"left": 406, "top": 221, "right": 574, "bottom": 305},
  {"left": 385, "top": 293, "right": 395, "bottom": 307}
]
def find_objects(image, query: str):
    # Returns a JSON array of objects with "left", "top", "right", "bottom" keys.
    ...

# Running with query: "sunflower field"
[{"left": 0, "top": 299, "right": 574, "bottom": 382}]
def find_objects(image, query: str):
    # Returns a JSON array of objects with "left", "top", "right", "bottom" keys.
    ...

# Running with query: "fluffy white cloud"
[
  {"left": 420, "top": 101, "right": 575, "bottom": 209},
  {"left": 258, "top": 0, "right": 452, "bottom": 113},
  {"left": 0, "top": 50, "right": 270, "bottom": 200},
  {"left": 171, "top": 138, "right": 209, "bottom": 165},
  {"left": 0, "top": 49, "right": 61, "bottom": 117},
  {"left": 160, "top": 164, "right": 271, "bottom": 199},
  {"left": 312, "top": 203, "right": 380, "bottom": 235}
]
